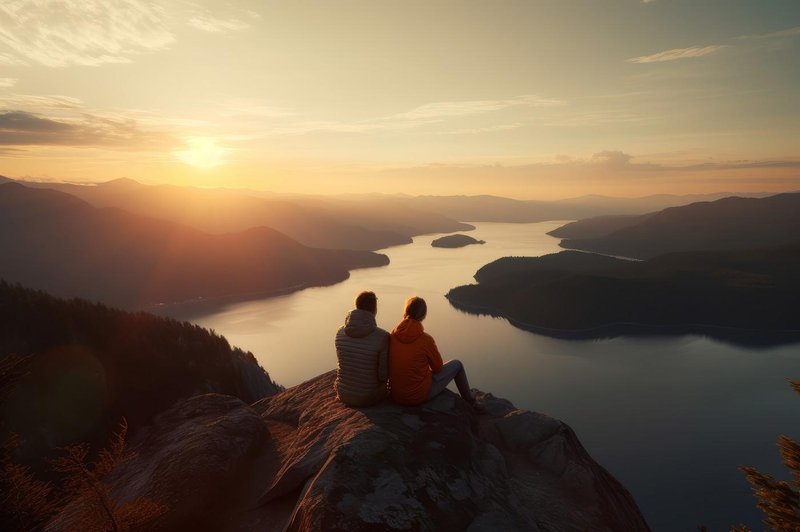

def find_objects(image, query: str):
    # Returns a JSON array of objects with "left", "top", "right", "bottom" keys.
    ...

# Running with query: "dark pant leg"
[
  {"left": 452, "top": 363, "right": 473, "bottom": 401},
  {"left": 428, "top": 359, "right": 474, "bottom": 402}
]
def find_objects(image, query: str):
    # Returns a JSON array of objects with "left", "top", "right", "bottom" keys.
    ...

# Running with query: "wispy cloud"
[
  {"left": 393, "top": 95, "right": 563, "bottom": 120},
  {"left": 0, "top": 94, "right": 83, "bottom": 113},
  {"left": 187, "top": 13, "right": 250, "bottom": 33},
  {"left": 440, "top": 123, "right": 524, "bottom": 135},
  {"left": 269, "top": 119, "right": 429, "bottom": 135},
  {"left": 627, "top": 45, "right": 727, "bottom": 64},
  {"left": 542, "top": 109, "right": 650, "bottom": 127},
  {"left": 271, "top": 95, "right": 563, "bottom": 135},
  {"left": 0, "top": 78, "right": 17, "bottom": 88},
  {"left": 0, "top": 0, "right": 175, "bottom": 67},
  {"left": 0, "top": 1, "right": 260, "bottom": 67},
  {"left": 628, "top": 25, "right": 800, "bottom": 66},
  {"left": 0, "top": 52, "right": 25, "bottom": 66},
  {"left": 217, "top": 99, "right": 295, "bottom": 119},
  {"left": 739, "top": 26, "right": 800, "bottom": 40}
]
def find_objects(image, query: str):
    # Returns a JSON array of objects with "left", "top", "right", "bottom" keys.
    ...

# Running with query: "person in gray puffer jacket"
[{"left": 334, "top": 291, "right": 389, "bottom": 407}]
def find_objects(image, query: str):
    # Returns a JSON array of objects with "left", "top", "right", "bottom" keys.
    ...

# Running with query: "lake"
[{"left": 163, "top": 222, "right": 800, "bottom": 531}]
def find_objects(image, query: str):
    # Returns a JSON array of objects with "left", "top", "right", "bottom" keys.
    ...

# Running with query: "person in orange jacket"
[{"left": 388, "top": 296, "right": 484, "bottom": 412}]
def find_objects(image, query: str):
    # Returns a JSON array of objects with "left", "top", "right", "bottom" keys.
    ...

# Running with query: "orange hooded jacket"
[{"left": 388, "top": 318, "right": 443, "bottom": 405}]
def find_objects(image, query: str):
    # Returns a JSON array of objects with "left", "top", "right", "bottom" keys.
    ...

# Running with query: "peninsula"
[{"left": 447, "top": 247, "right": 800, "bottom": 346}]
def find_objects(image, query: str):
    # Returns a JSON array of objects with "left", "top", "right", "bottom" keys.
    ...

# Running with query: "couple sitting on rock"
[{"left": 334, "top": 290, "right": 484, "bottom": 412}]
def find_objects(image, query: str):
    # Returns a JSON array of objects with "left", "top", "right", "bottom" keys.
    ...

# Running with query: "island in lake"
[{"left": 431, "top": 233, "right": 486, "bottom": 248}]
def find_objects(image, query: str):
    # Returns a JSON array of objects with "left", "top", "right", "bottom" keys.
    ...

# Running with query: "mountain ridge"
[
  {"left": 551, "top": 193, "right": 800, "bottom": 259},
  {"left": 14, "top": 178, "right": 471, "bottom": 251},
  {"left": 0, "top": 183, "right": 388, "bottom": 309}
]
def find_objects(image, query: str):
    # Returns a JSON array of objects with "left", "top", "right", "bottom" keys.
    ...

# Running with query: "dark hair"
[
  {"left": 354, "top": 291, "right": 378, "bottom": 314},
  {"left": 403, "top": 296, "right": 427, "bottom": 321}
]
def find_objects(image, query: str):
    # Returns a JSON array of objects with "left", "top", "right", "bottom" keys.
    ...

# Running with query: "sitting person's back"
[
  {"left": 389, "top": 296, "right": 484, "bottom": 412},
  {"left": 334, "top": 291, "right": 389, "bottom": 407},
  {"left": 389, "top": 316, "right": 441, "bottom": 405}
]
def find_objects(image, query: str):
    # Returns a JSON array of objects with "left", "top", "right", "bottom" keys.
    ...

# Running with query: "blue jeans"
[{"left": 427, "top": 359, "right": 474, "bottom": 402}]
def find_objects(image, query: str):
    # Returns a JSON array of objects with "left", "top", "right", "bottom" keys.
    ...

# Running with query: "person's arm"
[
  {"left": 427, "top": 335, "right": 444, "bottom": 373},
  {"left": 377, "top": 333, "right": 388, "bottom": 382}
]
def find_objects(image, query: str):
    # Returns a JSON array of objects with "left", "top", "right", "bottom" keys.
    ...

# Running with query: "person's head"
[
  {"left": 354, "top": 290, "right": 378, "bottom": 315},
  {"left": 403, "top": 296, "right": 427, "bottom": 322}
]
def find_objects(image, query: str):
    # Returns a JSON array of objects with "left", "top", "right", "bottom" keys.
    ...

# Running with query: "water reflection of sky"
[{"left": 163, "top": 222, "right": 800, "bottom": 531}]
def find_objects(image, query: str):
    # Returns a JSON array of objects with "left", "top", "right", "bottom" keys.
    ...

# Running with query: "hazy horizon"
[
  {"left": 3, "top": 174, "right": 797, "bottom": 203},
  {"left": 1, "top": 1, "right": 798, "bottom": 199}
]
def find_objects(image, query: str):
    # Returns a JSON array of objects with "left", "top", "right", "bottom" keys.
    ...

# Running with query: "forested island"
[{"left": 431, "top": 234, "right": 486, "bottom": 248}]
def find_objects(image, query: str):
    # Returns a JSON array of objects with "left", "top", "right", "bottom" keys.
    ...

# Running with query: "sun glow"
[{"left": 177, "top": 137, "right": 226, "bottom": 168}]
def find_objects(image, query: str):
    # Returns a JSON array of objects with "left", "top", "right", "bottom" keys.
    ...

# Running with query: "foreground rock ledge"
[{"left": 50, "top": 371, "right": 650, "bottom": 531}]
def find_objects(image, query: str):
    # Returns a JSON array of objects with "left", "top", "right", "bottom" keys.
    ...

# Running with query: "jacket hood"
[
  {"left": 344, "top": 309, "right": 377, "bottom": 338},
  {"left": 391, "top": 318, "right": 424, "bottom": 344}
]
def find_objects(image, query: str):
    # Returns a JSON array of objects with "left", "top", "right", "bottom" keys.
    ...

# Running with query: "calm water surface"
[{"left": 164, "top": 222, "right": 800, "bottom": 531}]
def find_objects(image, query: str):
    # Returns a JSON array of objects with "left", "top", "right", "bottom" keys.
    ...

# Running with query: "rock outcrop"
[{"left": 50, "top": 371, "right": 650, "bottom": 531}]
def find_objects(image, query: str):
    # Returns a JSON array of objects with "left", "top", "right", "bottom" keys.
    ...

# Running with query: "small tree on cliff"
[
  {"left": 48, "top": 418, "right": 165, "bottom": 531},
  {"left": 739, "top": 380, "right": 800, "bottom": 531},
  {"left": 1, "top": 418, "right": 165, "bottom": 531}
]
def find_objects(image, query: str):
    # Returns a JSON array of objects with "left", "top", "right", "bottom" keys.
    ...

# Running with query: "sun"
[{"left": 176, "top": 137, "right": 226, "bottom": 168}]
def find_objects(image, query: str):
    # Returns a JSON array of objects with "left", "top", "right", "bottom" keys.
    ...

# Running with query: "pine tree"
[
  {"left": 48, "top": 418, "right": 166, "bottom": 531},
  {"left": 739, "top": 380, "right": 800, "bottom": 531},
  {"left": 1, "top": 419, "right": 166, "bottom": 530}
]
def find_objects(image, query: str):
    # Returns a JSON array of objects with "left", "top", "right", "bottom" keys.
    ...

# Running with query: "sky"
[{"left": 0, "top": 0, "right": 799, "bottom": 199}]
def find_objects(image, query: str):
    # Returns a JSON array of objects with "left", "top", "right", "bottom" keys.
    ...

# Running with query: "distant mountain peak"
[{"left": 102, "top": 177, "right": 142, "bottom": 188}]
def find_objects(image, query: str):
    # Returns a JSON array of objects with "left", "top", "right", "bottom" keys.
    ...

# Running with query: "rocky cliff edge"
[{"left": 48, "top": 371, "right": 650, "bottom": 531}]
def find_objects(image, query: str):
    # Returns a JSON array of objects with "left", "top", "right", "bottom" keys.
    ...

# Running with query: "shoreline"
[
  {"left": 445, "top": 293, "right": 800, "bottom": 348},
  {"left": 149, "top": 254, "right": 392, "bottom": 317}
]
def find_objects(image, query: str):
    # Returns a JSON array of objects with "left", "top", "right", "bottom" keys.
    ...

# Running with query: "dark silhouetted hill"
[
  {"left": 431, "top": 233, "right": 485, "bottom": 248},
  {"left": 19, "top": 179, "right": 472, "bottom": 251},
  {"left": 552, "top": 193, "right": 800, "bottom": 259},
  {"left": 447, "top": 247, "right": 800, "bottom": 345},
  {"left": 0, "top": 281, "right": 280, "bottom": 470},
  {"left": 0, "top": 183, "right": 388, "bottom": 309},
  {"left": 548, "top": 214, "right": 654, "bottom": 240}
]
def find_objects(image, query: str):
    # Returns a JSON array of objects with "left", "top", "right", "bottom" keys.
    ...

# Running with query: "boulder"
[{"left": 48, "top": 371, "right": 650, "bottom": 531}]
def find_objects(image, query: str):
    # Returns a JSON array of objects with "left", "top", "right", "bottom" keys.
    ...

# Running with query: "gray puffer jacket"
[{"left": 334, "top": 309, "right": 389, "bottom": 407}]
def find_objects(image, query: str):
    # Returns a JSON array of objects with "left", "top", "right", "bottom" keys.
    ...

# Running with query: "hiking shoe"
[{"left": 467, "top": 400, "right": 488, "bottom": 415}]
